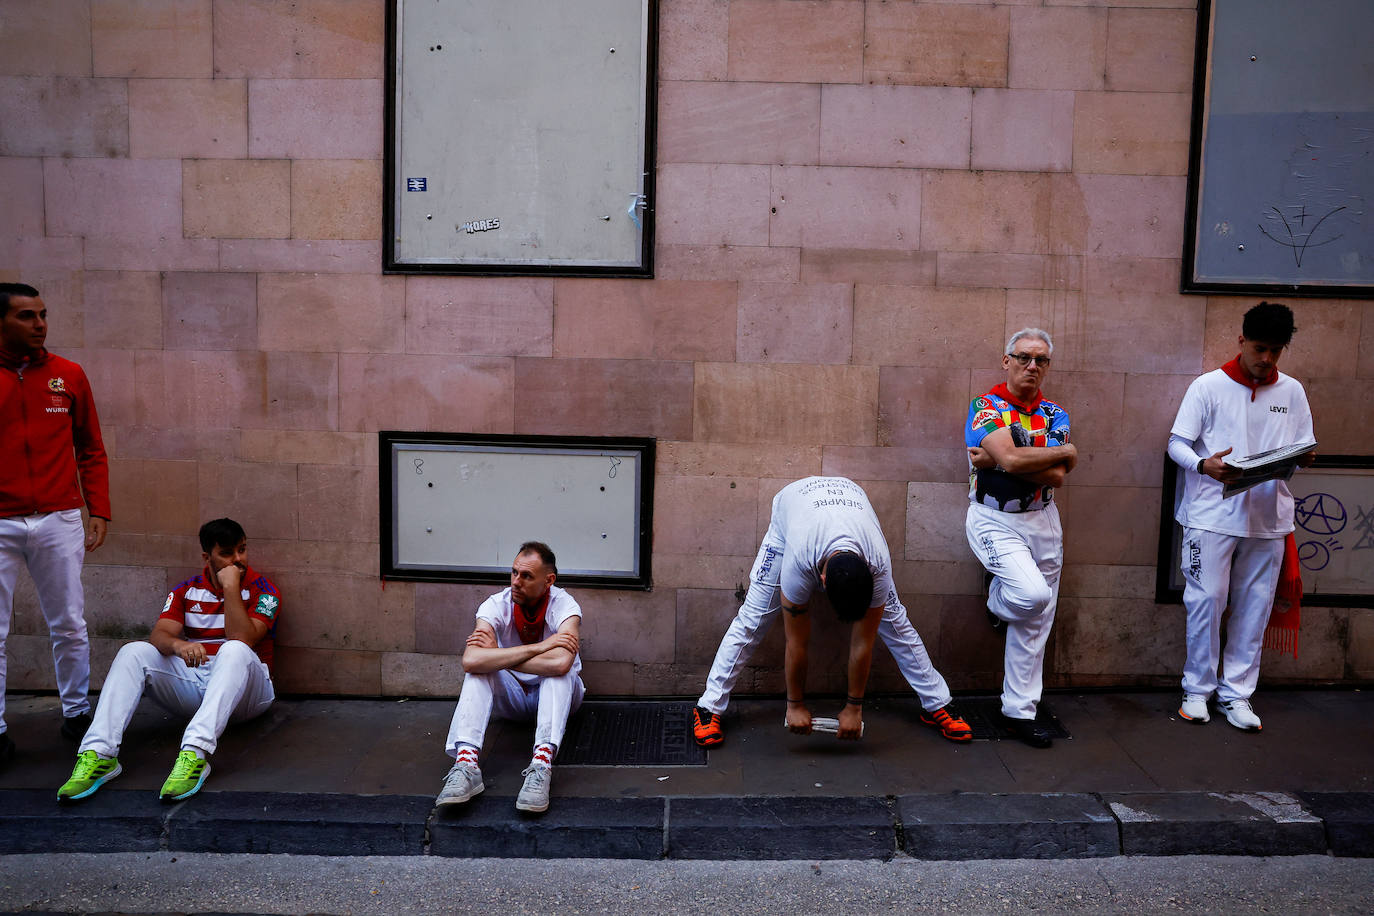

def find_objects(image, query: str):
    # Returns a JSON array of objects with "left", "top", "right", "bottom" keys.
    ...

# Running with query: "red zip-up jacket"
[{"left": 0, "top": 346, "right": 110, "bottom": 519}]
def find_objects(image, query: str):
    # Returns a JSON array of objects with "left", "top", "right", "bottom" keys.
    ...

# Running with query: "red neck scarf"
[
  {"left": 990, "top": 382, "right": 1043, "bottom": 413},
  {"left": 1221, "top": 355, "right": 1277, "bottom": 402},
  {"left": 513, "top": 591, "right": 551, "bottom": 645}
]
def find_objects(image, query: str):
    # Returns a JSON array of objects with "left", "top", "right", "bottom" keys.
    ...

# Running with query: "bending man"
[{"left": 693, "top": 476, "right": 970, "bottom": 746}]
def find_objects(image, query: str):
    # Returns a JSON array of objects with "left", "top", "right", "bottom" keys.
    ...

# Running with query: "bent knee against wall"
[{"left": 1003, "top": 581, "right": 1054, "bottom": 619}]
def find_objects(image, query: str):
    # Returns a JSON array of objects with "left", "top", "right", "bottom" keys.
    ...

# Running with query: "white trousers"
[
  {"left": 965, "top": 501, "right": 1063, "bottom": 720},
  {"left": 697, "top": 539, "right": 953, "bottom": 715},
  {"left": 0, "top": 509, "right": 91, "bottom": 731},
  {"left": 79, "top": 639, "right": 275, "bottom": 758},
  {"left": 1180, "top": 527, "right": 1284, "bottom": 702},
  {"left": 444, "top": 668, "right": 585, "bottom": 759}
]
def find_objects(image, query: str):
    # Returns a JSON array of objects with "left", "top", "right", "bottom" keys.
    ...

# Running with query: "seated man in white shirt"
[{"left": 435, "top": 541, "right": 583, "bottom": 814}]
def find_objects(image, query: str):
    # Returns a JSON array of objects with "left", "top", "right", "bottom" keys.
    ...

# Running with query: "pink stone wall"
[{"left": 4, "top": 1, "right": 1371, "bottom": 698}]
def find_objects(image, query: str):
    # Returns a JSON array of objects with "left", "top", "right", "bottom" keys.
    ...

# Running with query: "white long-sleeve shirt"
[{"left": 1168, "top": 368, "right": 1314, "bottom": 538}]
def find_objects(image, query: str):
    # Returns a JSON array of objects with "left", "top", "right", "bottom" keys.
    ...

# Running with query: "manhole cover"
[{"left": 558, "top": 701, "right": 708, "bottom": 766}]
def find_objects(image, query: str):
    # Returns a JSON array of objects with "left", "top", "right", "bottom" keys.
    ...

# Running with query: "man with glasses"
[{"left": 964, "top": 329, "right": 1076, "bottom": 747}]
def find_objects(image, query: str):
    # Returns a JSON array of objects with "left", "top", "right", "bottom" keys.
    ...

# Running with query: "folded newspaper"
[
  {"left": 783, "top": 716, "right": 864, "bottom": 737},
  {"left": 1221, "top": 440, "right": 1317, "bottom": 498}
]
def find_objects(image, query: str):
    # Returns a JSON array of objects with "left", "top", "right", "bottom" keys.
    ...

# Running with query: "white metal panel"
[
  {"left": 393, "top": 444, "right": 643, "bottom": 576},
  {"left": 393, "top": 0, "right": 649, "bottom": 268}
]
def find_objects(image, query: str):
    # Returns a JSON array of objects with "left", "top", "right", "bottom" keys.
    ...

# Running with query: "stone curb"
[
  {"left": 430, "top": 795, "right": 663, "bottom": 859},
  {"left": 667, "top": 796, "right": 897, "bottom": 860},
  {"left": 0, "top": 789, "right": 163, "bottom": 854},
  {"left": 898, "top": 793, "right": 1118, "bottom": 860},
  {"left": 2, "top": 789, "right": 1370, "bottom": 859},
  {"left": 166, "top": 792, "right": 434, "bottom": 856},
  {"left": 1103, "top": 791, "right": 1326, "bottom": 856},
  {"left": 1298, "top": 791, "right": 1374, "bottom": 857}
]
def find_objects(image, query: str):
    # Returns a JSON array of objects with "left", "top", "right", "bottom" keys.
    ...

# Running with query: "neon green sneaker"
[
  {"left": 57, "top": 750, "right": 122, "bottom": 802},
  {"left": 159, "top": 750, "right": 211, "bottom": 802}
]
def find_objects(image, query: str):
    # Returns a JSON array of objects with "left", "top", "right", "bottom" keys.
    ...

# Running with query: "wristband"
[
  {"left": 845, "top": 695, "right": 864, "bottom": 707},
  {"left": 1196, "top": 458, "right": 1206, "bottom": 475},
  {"left": 786, "top": 698, "right": 804, "bottom": 705}
]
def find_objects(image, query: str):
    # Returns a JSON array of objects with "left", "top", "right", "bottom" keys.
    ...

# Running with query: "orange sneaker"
[
  {"left": 919, "top": 705, "right": 973, "bottom": 742},
  {"left": 692, "top": 706, "right": 724, "bottom": 747}
]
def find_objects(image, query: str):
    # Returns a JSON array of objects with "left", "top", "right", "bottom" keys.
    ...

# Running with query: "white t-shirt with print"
[{"left": 763, "top": 477, "right": 892, "bottom": 609}]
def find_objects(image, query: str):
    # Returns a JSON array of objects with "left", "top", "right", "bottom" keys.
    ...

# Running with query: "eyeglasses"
[{"left": 1009, "top": 353, "right": 1051, "bottom": 367}]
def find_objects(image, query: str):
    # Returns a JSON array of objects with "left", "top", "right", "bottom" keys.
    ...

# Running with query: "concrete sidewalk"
[{"left": 2, "top": 689, "right": 1371, "bottom": 859}]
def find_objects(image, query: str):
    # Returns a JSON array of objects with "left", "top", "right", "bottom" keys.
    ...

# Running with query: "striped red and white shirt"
[{"left": 159, "top": 564, "right": 282, "bottom": 673}]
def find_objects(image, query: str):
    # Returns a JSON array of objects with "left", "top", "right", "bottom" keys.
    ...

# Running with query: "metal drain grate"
[
  {"left": 557, "top": 701, "right": 708, "bottom": 766},
  {"left": 951, "top": 696, "right": 1071, "bottom": 741}
]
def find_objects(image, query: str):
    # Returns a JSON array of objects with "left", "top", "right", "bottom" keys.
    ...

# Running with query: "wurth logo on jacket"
[{"left": 0, "top": 347, "right": 110, "bottom": 519}]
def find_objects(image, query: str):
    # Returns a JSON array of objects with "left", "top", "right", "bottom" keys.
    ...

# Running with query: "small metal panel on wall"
[
  {"left": 1182, "top": 0, "right": 1374, "bottom": 298},
  {"left": 1156, "top": 454, "right": 1374, "bottom": 607},
  {"left": 384, "top": 0, "right": 657, "bottom": 276},
  {"left": 380, "top": 431, "right": 655, "bottom": 590}
]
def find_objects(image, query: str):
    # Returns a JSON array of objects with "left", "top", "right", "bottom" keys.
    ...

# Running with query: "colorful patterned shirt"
[
  {"left": 159, "top": 564, "right": 281, "bottom": 672},
  {"left": 965, "top": 384, "right": 1071, "bottom": 513}
]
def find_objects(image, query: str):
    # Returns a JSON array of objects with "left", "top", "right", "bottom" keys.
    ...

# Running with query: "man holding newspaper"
[{"left": 1167, "top": 302, "right": 1317, "bottom": 732}]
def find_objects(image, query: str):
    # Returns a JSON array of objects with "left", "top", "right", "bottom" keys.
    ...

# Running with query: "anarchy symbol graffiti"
[{"left": 1295, "top": 493, "right": 1346, "bottom": 536}]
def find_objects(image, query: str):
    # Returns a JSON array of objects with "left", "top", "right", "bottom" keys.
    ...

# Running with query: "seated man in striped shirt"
[{"left": 56, "top": 518, "right": 281, "bottom": 803}]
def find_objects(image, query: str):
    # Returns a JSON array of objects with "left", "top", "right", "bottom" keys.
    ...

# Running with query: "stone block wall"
[{"left": 3, "top": 1, "right": 1371, "bottom": 699}]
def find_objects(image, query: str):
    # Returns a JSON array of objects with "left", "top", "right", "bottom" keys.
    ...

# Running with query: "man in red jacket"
[{"left": 0, "top": 283, "right": 111, "bottom": 772}]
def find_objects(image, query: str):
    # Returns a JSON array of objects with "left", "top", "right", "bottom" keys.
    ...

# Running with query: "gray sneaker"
[
  {"left": 436, "top": 761, "right": 484, "bottom": 807},
  {"left": 515, "top": 764, "right": 552, "bottom": 813}
]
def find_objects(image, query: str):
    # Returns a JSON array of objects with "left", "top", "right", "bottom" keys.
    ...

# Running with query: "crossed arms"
[
  {"left": 462, "top": 616, "right": 580, "bottom": 678},
  {"left": 969, "top": 426, "right": 1078, "bottom": 488}
]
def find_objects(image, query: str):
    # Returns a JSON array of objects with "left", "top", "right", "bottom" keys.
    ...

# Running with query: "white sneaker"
[
  {"left": 1179, "top": 693, "right": 1211, "bottom": 723},
  {"left": 1218, "top": 698, "right": 1262, "bottom": 732},
  {"left": 436, "top": 761, "right": 484, "bottom": 807},
  {"left": 515, "top": 764, "right": 552, "bottom": 813}
]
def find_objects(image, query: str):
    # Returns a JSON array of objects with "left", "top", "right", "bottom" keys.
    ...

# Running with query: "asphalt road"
[{"left": 2, "top": 853, "right": 1371, "bottom": 914}]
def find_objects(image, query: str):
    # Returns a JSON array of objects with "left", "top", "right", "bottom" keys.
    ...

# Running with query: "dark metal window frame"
[{"left": 1182, "top": 0, "right": 1374, "bottom": 298}]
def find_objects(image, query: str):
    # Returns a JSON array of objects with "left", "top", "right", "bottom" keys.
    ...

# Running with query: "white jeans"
[
  {"left": 966, "top": 501, "right": 1063, "bottom": 720},
  {"left": 1180, "top": 527, "right": 1284, "bottom": 702},
  {"left": 444, "top": 668, "right": 585, "bottom": 759},
  {"left": 697, "top": 539, "right": 954, "bottom": 715},
  {"left": 79, "top": 639, "right": 275, "bottom": 758},
  {"left": 0, "top": 509, "right": 91, "bottom": 731}
]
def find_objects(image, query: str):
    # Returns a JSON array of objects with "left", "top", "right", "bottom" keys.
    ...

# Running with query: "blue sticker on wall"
[{"left": 406, "top": 178, "right": 427, "bottom": 192}]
